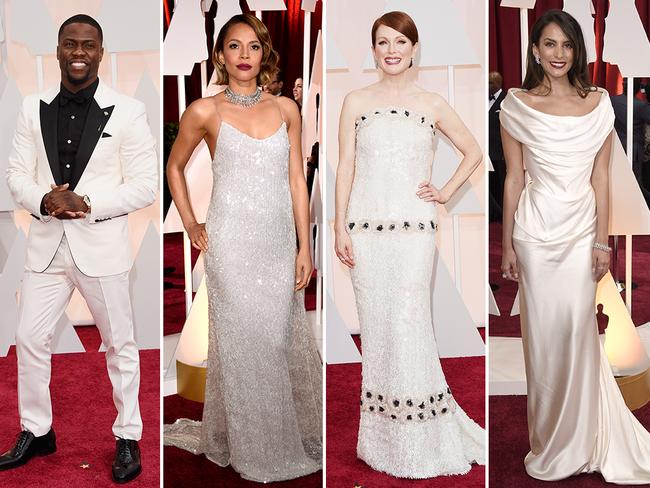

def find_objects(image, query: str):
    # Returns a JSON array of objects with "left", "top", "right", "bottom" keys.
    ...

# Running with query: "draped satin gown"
[
  {"left": 164, "top": 119, "right": 322, "bottom": 483},
  {"left": 347, "top": 107, "right": 485, "bottom": 478},
  {"left": 500, "top": 88, "right": 650, "bottom": 484}
]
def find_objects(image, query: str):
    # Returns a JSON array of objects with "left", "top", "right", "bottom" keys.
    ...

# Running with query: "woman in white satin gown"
[
  {"left": 500, "top": 10, "right": 650, "bottom": 484},
  {"left": 334, "top": 11, "right": 485, "bottom": 479}
]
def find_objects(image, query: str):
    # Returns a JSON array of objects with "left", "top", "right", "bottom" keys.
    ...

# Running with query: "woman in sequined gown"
[
  {"left": 164, "top": 15, "right": 322, "bottom": 483},
  {"left": 500, "top": 11, "right": 650, "bottom": 484},
  {"left": 334, "top": 12, "right": 485, "bottom": 478}
]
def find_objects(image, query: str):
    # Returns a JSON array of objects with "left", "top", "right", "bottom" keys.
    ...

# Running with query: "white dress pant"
[{"left": 16, "top": 235, "right": 142, "bottom": 440}]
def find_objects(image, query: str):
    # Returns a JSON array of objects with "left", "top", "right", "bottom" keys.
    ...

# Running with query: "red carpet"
[
  {"left": 489, "top": 222, "right": 650, "bottom": 337},
  {"left": 489, "top": 395, "right": 650, "bottom": 487},
  {"left": 164, "top": 232, "right": 318, "bottom": 336},
  {"left": 0, "top": 326, "right": 160, "bottom": 487},
  {"left": 163, "top": 395, "right": 323, "bottom": 487},
  {"left": 326, "top": 336, "right": 485, "bottom": 488}
]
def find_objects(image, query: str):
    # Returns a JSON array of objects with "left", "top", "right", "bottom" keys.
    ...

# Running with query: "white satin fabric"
[{"left": 500, "top": 88, "right": 650, "bottom": 484}]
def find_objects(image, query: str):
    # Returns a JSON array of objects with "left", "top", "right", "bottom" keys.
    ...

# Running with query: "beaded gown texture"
[
  {"left": 500, "top": 88, "right": 650, "bottom": 484},
  {"left": 164, "top": 118, "right": 323, "bottom": 483},
  {"left": 346, "top": 107, "right": 485, "bottom": 478}
]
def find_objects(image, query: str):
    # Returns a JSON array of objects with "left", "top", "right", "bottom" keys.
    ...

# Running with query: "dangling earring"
[
  {"left": 535, "top": 54, "right": 541, "bottom": 65},
  {"left": 409, "top": 58, "right": 414, "bottom": 68}
]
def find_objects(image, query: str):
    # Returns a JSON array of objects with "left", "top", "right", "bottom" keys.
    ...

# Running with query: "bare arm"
[
  {"left": 334, "top": 93, "right": 357, "bottom": 268},
  {"left": 591, "top": 131, "right": 613, "bottom": 282},
  {"left": 166, "top": 99, "right": 215, "bottom": 251},
  {"left": 417, "top": 95, "right": 483, "bottom": 203},
  {"left": 500, "top": 126, "right": 525, "bottom": 281},
  {"left": 281, "top": 97, "right": 313, "bottom": 290}
]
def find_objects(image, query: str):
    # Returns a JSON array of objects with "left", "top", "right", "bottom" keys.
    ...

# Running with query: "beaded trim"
[
  {"left": 347, "top": 220, "right": 438, "bottom": 234},
  {"left": 360, "top": 388, "right": 456, "bottom": 423},
  {"left": 355, "top": 107, "right": 436, "bottom": 134}
]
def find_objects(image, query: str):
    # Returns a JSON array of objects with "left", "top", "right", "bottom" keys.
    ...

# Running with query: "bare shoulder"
[
  {"left": 276, "top": 95, "right": 300, "bottom": 118},
  {"left": 343, "top": 85, "right": 377, "bottom": 111},
  {"left": 183, "top": 95, "right": 221, "bottom": 126}
]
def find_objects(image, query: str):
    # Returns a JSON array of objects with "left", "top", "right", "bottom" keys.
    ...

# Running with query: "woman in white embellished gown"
[
  {"left": 334, "top": 11, "right": 485, "bottom": 478},
  {"left": 500, "top": 10, "right": 650, "bottom": 484},
  {"left": 164, "top": 15, "right": 322, "bottom": 483}
]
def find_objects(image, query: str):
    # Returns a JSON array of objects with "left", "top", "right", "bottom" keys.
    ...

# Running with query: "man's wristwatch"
[{"left": 82, "top": 194, "right": 91, "bottom": 214}]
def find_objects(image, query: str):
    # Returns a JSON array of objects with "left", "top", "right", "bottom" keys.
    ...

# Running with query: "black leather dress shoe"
[
  {"left": 0, "top": 429, "right": 56, "bottom": 470},
  {"left": 112, "top": 439, "right": 141, "bottom": 483}
]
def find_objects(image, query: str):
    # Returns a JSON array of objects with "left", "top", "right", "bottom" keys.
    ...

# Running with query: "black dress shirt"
[{"left": 57, "top": 79, "right": 99, "bottom": 184}]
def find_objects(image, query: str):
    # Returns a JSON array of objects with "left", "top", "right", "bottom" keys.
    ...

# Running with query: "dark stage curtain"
[{"left": 489, "top": 0, "right": 650, "bottom": 94}]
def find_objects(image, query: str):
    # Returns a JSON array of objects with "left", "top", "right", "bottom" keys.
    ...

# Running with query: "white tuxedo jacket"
[{"left": 6, "top": 80, "right": 158, "bottom": 277}]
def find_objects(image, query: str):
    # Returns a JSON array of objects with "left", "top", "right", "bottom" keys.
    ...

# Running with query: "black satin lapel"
[
  {"left": 40, "top": 97, "right": 61, "bottom": 185},
  {"left": 68, "top": 102, "right": 114, "bottom": 192}
]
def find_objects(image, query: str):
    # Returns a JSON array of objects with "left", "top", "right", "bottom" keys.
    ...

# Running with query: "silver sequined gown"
[
  {"left": 165, "top": 121, "right": 323, "bottom": 483},
  {"left": 348, "top": 107, "right": 485, "bottom": 478}
]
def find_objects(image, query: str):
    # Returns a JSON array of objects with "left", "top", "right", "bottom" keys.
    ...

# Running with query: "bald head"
[{"left": 489, "top": 72, "right": 503, "bottom": 96}]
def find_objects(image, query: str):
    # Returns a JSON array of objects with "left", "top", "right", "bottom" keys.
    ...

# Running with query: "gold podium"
[
  {"left": 176, "top": 361, "right": 207, "bottom": 403},
  {"left": 617, "top": 368, "right": 650, "bottom": 411}
]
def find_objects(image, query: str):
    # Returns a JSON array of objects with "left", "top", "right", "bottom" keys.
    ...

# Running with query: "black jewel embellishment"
[
  {"left": 432, "top": 409, "right": 436, "bottom": 416},
  {"left": 418, "top": 413, "right": 425, "bottom": 420},
  {"left": 418, "top": 222, "right": 425, "bottom": 230},
  {"left": 376, "top": 225, "right": 383, "bottom": 231},
  {"left": 442, "top": 408, "right": 448, "bottom": 413},
  {"left": 406, "top": 415, "right": 412, "bottom": 420},
  {"left": 430, "top": 396, "right": 434, "bottom": 403},
  {"left": 421, "top": 116, "right": 425, "bottom": 123},
  {"left": 405, "top": 110, "right": 410, "bottom": 116},
  {"left": 361, "top": 116, "right": 366, "bottom": 120},
  {"left": 378, "top": 406, "right": 384, "bottom": 412},
  {"left": 393, "top": 400, "right": 400, "bottom": 407},
  {"left": 375, "top": 111, "right": 380, "bottom": 114},
  {"left": 430, "top": 124, "right": 434, "bottom": 130},
  {"left": 406, "top": 399, "right": 413, "bottom": 407},
  {"left": 390, "top": 109, "right": 397, "bottom": 114},
  {"left": 366, "top": 391, "right": 372, "bottom": 398},
  {"left": 360, "top": 400, "right": 363, "bottom": 405},
  {"left": 403, "top": 221, "right": 410, "bottom": 229},
  {"left": 349, "top": 222, "right": 355, "bottom": 230},
  {"left": 378, "top": 395, "right": 383, "bottom": 401},
  {"left": 430, "top": 221, "right": 436, "bottom": 229},
  {"left": 438, "top": 393, "right": 444, "bottom": 401},
  {"left": 389, "top": 224, "right": 395, "bottom": 230},
  {"left": 447, "top": 387, "right": 451, "bottom": 394},
  {"left": 362, "top": 222, "right": 369, "bottom": 229},
  {"left": 369, "top": 406, "right": 375, "bottom": 411},
  {"left": 418, "top": 402, "right": 425, "bottom": 409},
  {"left": 390, "top": 415, "right": 397, "bottom": 419}
]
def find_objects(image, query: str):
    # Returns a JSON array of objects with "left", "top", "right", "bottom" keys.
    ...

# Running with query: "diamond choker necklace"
[{"left": 224, "top": 86, "right": 262, "bottom": 108}]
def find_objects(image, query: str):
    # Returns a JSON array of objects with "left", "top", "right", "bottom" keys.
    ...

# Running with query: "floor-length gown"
[
  {"left": 500, "top": 88, "right": 650, "bottom": 484},
  {"left": 164, "top": 118, "right": 323, "bottom": 483},
  {"left": 346, "top": 107, "right": 485, "bottom": 478}
]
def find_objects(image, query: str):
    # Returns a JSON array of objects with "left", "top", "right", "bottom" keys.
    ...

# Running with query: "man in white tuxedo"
[{"left": 0, "top": 14, "right": 157, "bottom": 483}]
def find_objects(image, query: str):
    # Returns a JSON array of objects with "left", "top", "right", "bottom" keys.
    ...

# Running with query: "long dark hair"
[{"left": 522, "top": 9, "right": 593, "bottom": 98}]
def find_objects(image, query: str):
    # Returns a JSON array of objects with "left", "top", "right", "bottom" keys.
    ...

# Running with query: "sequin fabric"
[
  {"left": 164, "top": 121, "right": 322, "bottom": 482},
  {"left": 348, "top": 107, "right": 485, "bottom": 478}
]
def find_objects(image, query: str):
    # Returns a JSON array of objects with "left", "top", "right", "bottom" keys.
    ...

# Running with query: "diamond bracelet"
[{"left": 593, "top": 242, "right": 612, "bottom": 252}]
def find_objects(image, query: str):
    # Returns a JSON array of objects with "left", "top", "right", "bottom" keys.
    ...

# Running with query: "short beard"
[{"left": 64, "top": 69, "right": 91, "bottom": 86}]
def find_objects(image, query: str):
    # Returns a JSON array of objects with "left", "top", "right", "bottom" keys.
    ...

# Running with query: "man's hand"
[{"left": 44, "top": 183, "right": 88, "bottom": 219}]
